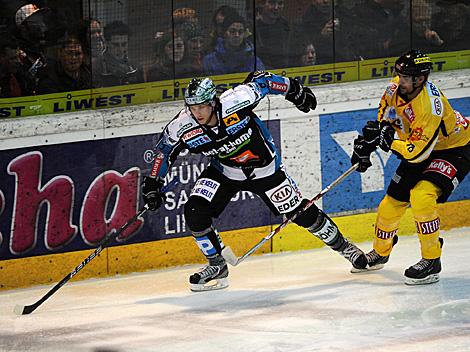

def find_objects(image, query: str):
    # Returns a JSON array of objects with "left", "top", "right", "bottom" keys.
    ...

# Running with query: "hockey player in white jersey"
[{"left": 142, "top": 71, "right": 367, "bottom": 291}]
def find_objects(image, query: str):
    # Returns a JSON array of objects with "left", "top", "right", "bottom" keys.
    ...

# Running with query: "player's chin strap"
[{"left": 222, "top": 163, "right": 359, "bottom": 266}]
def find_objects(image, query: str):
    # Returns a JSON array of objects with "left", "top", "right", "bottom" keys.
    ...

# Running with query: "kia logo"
[{"left": 270, "top": 185, "right": 292, "bottom": 202}]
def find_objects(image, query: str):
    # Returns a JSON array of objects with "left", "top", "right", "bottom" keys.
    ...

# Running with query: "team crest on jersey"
[
  {"left": 223, "top": 113, "right": 240, "bottom": 126},
  {"left": 404, "top": 104, "right": 415, "bottom": 123}
]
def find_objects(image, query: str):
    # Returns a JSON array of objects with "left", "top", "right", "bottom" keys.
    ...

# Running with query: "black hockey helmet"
[
  {"left": 184, "top": 78, "right": 216, "bottom": 106},
  {"left": 395, "top": 50, "right": 432, "bottom": 76}
]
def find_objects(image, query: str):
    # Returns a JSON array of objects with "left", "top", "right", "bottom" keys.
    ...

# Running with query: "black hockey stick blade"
[
  {"left": 13, "top": 207, "right": 148, "bottom": 315},
  {"left": 13, "top": 176, "right": 179, "bottom": 315}
]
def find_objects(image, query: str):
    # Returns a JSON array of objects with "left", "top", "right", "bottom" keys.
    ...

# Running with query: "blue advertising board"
[{"left": 320, "top": 97, "right": 470, "bottom": 214}]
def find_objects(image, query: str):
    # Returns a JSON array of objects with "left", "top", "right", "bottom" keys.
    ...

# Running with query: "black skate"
[
  {"left": 351, "top": 235, "right": 398, "bottom": 273},
  {"left": 189, "top": 255, "right": 229, "bottom": 292},
  {"left": 404, "top": 238, "right": 443, "bottom": 285},
  {"left": 337, "top": 238, "right": 368, "bottom": 271}
]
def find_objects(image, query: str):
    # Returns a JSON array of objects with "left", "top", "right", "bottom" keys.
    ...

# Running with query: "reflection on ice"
[{"left": 0, "top": 228, "right": 469, "bottom": 352}]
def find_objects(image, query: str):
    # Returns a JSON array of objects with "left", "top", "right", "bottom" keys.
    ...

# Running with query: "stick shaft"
[
  {"left": 17, "top": 206, "right": 148, "bottom": 315},
  {"left": 229, "top": 164, "right": 358, "bottom": 265}
]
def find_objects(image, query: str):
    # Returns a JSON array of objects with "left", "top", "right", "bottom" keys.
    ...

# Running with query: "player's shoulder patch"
[
  {"left": 220, "top": 85, "right": 256, "bottom": 118},
  {"left": 168, "top": 108, "right": 198, "bottom": 139},
  {"left": 385, "top": 82, "right": 398, "bottom": 98},
  {"left": 425, "top": 81, "right": 443, "bottom": 117}
]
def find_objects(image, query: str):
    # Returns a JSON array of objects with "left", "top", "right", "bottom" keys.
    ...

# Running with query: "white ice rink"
[{"left": 1, "top": 228, "right": 470, "bottom": 352}]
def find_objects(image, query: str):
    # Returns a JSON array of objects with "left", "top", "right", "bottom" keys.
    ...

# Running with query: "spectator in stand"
[
  {"left": 180, "top": 22, "right": 205, "bottom": 77},
  {"left": 255, "top": 0, "right": 290, "bottom": 69},
  {"left": 0, "top": 36, "right": 31, "bottom": 97},
  {"left": 410, "top": 0, "right": 444, "bottom": 53},
  {"left": 147, "top": 32, "right": 186, "bottom": 82},
  {"left": 37, "top": 33, "right": 91, "bottom": 94},
  {"left": 348, "top": 0, "right": 409, "bottom": 59},
  {"left": 80, "top": 18, "right": 106, "bottom": 70},
  {"left": 14, "top": 3, "right": 50, "bottom": 94},
  {"left": 209, "top": 5, "right": 252, "bottom": 51},
  {"left": 94, "top": 20, "right": 143, "bottom": 87},
  {"left": 429, "top": 0, "right": 469, "bottom": 52},
  {"left": 297, "top": 41, "right": 317, "bottom": 67},
  {"left": 295, "top": 0, "right": 352, "bottom": 63},
  {"left": 203, "top": 12, "right": 264, "bottom": 75}
]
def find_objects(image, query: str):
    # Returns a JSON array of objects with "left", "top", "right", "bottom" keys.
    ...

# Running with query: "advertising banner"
[
  {"left": 0, "top": 122, "right": 281, "bottom": 260},
  {"left": 319, "top": 97, "right": 470, "bottom": 214}
]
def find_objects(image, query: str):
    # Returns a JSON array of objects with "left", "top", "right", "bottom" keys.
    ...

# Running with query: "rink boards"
[{"left": 0, "top": 71, "right": 470, "bottom": 290}]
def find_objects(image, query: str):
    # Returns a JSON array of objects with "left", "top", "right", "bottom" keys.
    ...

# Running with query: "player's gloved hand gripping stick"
[
  {"left": 222, "top": 164, "right": 359, "bottom": 266},
  {"left": 14, "top": 177, "right": 179, "bottom": 315}
]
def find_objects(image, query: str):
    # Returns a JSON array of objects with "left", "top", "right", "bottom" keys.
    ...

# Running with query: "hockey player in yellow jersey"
[{"left": 351, "top": 49, "right": 470, "bottom": 285}]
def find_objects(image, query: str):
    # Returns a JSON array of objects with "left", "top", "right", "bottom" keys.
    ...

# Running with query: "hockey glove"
[
  {"left": 285, "top": 78, "right": 317, "bottom": 113},
  {"left": 351, "top": 135, "right": 374, "bottom": 173},
  {"left": 362, "top": 120, "right": 380, "bottom": 147},
  {"left": 378, "top": 121, "right": 395, "bottom": 152},
  {"left": 142, "top": 176, "right": 165, "bottom": 211}
]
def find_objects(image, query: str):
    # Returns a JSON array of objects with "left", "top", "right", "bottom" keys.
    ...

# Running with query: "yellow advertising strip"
[
  {"left": 2, "top": 50, "right": 468, "bottom": 119},
  {"left": 1, "top": 200, "right": 469, "bottom": 291}
]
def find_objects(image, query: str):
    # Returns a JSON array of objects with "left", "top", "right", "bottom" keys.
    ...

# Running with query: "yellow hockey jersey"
[{"left": 377, "top": 76, "right": 470, "bottom": 163}]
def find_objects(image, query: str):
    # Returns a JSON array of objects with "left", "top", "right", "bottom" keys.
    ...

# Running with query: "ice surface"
[{"left": 1, "top": 228, "right": 469, "bottom": 352}]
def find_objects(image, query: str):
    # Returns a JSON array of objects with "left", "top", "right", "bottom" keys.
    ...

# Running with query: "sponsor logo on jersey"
[
  {"left": 150, "top": 151, "right": 165, "bottom": 177},
  {"left": 181, "top": 128, "right": 203, "bottom": 141},
  {"left": 434, "top": 98, "right": 442, "bottom": 115},
  {"left": 404, "top": 104, "right": 415, "bottom": 123},
  {"left": 429, "top": 82, "right": 440, "bottom": 97},
  {"left": 187, "top": 135, "right": 211, "bottom": 148},
  {"left": 230, "top": 150, "right": 259, "bottom": 164},
  {"left": 191, "top": 178, "right": 220, "bottom": 202},
  {"left": 313, "top": 218, "right": 338, "bottom": 244},
  {"left": 409, "top": 127, "right": 428, "bottom": 142},
  {"left": 223, "top": 113, "right": 240, "bottom": 127},
  {"left": 226, "top": 117, "right": 249, "bottom": 135},
  {"left": 415, "top": 218, "right": 440, "bottom": 235},
  {"left": 202, "top": 128, "right": 253, "bottom": 157},
  {"left": 424, "top": 159, "right": 457, "bottom": 179},
  {"left": 225, "top": 100, "right": 250, "bottom": 114},
  {"left": 385, "top": 83, "right": 398, "bottom": 97},
  {"left": 268, "top": 81, "right": 288, "bottom": 92},
  {"left": 176, "top": 123, "right": 192, "bottom": 137},
  {"left": 265, "top": 178, "right": 301, "bottom": 213},
  {"left": 376, "top": 228, "right": 398, "bottom": 239}
]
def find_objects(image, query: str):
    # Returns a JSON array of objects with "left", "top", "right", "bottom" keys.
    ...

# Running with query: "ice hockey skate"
[
  {"left": 351, "top": 235, "right": 398, "bottom": 273},
  {"left": 336, "top": 238, "right": 368, "bottom": 271},
  {"left": 189, "top": 255, "right": 229, "bottom": 292},
  {"left": 404, "top": 257, "right": 441, "bottom": 285},
  {"left": 404, "top": 238, "right": 443, "bottom": 285}
]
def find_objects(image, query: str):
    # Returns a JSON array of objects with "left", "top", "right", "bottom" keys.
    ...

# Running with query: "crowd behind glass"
[{"left": 0, "top": 0, "right": 468, "bottom": 98}]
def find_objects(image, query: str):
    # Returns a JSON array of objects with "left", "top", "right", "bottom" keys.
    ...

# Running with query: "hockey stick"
[
  {"left": 222, "top": 163, "right": 359, "bottom": 266},
  {"left": 14, "top": 177, "right": 178, "bottom": 315}
]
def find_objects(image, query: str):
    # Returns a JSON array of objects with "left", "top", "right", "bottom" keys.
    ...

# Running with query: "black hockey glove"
[
  {"left": 142, "top": 176, "right": 165, "bottom": 211},
  {"left": 362, "top": 120, "right": 380, "bottom": 147},
  {"left": 285, "top": 78, "right": 317, "bottom": 113},
  {"left": 378, "top": 121, "right": 395, "bottom": 152},
  {"left": 351, "top": 135, "right": 374, "bottom": 173}
]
